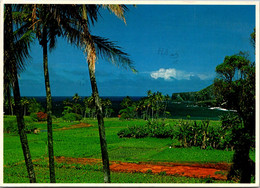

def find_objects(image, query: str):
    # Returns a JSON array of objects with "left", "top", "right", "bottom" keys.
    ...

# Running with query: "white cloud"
[{"left": 150, "top": 68, "right": 213, "bottom": 81}]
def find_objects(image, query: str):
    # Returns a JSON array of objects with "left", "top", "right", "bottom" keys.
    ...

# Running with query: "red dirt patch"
[
  {"left": 54, "top": 156, "right": 231, "bottom": 180},
  {"left": 55, "top": 122, "right": 92, "bottom": 131},
  {"left": 55, "top": 156, "right": 102, "bottom": 164}
]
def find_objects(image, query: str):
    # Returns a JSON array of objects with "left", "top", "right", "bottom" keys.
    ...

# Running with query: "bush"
[
  {"left": 4, "top": 117, "right": 18, "bottom": 133},
  {"left": 62, "top": 113, "right": 82, "bottom": 122},
  {"left": 147, "top": 120, "right": 174, "bottom": 138},
  {"left": 117, "top": 124, "right": 148, "bottom": 138},
  {"left": 117, "top": 120, "right": 174, "bottom": 139},
  {"left": 36, "top": 112, "right": 47, "bottom": 121},
  {"left": 4, "top": 116, "right": 37, "bottom": 134},
  {"left": 30, "top": 113, "right": 38, "bottom": 122},
  {"left": 117, "top": 118, "right": 241, "bottom": 151}
]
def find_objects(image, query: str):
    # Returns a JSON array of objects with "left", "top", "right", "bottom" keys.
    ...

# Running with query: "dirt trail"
[
  {"left": 54, "top": 122, "right": 92, "bottom": 130},
  {"left": 54, "top": 156, "right": 231, "bottom": 180}
]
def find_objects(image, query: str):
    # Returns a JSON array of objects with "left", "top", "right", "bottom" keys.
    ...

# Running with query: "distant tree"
[
  {"left": 120, "top": 96, "right": 133, "bottom": 108},
  {"left": 28, "top": 98, "right": 44, "bottom": 114},
  {"left": 63, "top": 98, "right": 73, "bottom": 106},
  {"left": 214, "top": 53, "right": 255, "bottom": 183},
  {"left": 21, "top": 97, "right": 30, "bottom": 116},
  {"left": 102, "top": 98, "right": 113, "bottom": 118},
  {"left": 73, "top": 93, "right": 81, "bottom": 104},
  {"left": 4, "top": 96, "right": 14, "bottom": 115},
  {"left": 119, "top": 106, "right": 136, "bottom": 119},
  {"left": 62, "top": 106, "right": 73, "bottom": 115},
  {"left": 83, "top": 96, "right": 96, "bottom": 118}
]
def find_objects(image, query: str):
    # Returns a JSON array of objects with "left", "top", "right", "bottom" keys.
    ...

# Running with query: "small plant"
[
  {"left": 62, "top": 113, "right": 82, "bottom": 122},
  {"left": 159, "top": 171, "right": 167, "bottom": 176},
  {"left": 36, "top": 111, "right": 47, "bottom": 121},
  {"left": 146, "top": 169, "right": 153, "bottom": 174}
]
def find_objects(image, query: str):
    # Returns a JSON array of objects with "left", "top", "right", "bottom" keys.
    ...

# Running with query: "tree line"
[{"left": 171, "top": 84, "right": 215, "bottom": 105}]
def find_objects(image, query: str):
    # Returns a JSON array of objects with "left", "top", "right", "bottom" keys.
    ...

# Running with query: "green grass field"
[{"left": 3, "top": 116, "right": 255, "bottom": 183}]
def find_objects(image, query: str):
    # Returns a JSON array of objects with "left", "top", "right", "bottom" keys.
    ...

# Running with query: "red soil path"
[
  {"left": 54, "top": 156, "right": 231, "bottom": 180},
  {"left": 54, "top": 122, "right": 92, "bottom": 130}
]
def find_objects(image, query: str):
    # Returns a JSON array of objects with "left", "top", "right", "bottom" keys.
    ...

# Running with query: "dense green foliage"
[
  {"left": 117, "top": 117, "right": 253, "bottom": 151},
  {"left": 62, "top": 113, "right": 83, "bottom": 122},
  {"left": 214, "top": 52, "right": 255, "bottom": 182},
  {"left": 172, "top": 85, "right": 216, "bottom": 105},
  {"left": 119, "top": 91, "right": 171, "bottom": 120},
  {"left": 4, "top": 115, "right": 37, "bottom": 134},
  {"left": 117, "top": 119, "right": 174, "bottom": 138}
]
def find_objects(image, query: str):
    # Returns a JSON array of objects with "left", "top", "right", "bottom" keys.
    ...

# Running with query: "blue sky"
[{"left": 19, "top": 5, "right": 255, "bottom": 97}]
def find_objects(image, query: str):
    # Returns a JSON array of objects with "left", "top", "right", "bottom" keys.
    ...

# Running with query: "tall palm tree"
[
  {"left": 62, "top": 5, "right": 134, "bottom": 182},
  {"left": 28, "top": 4, "right": 65, "bottom": 182},
  {"left": 4, "top": 4, "right": 36, "bottom": 183}
]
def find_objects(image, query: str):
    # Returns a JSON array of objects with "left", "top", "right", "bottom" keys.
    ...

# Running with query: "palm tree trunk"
[
  {"left": 5, "top": 4, "right": 36, "bottom": 183},
  {"left": 88, "top": 62, "right": 111, "bottom": 183},
  {"left": 13, "top": 73, "right": 37, "bottom": 183},
  {"left": 42, "top": 25, "right": 56, "bottom": 183}
]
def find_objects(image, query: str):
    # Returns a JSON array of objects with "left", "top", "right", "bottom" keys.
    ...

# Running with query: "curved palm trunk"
[
  {"left": 42, "top": 25, "right": 56, "bottom": 183},
  {"left": 5, "top": 4, "right": 36, "bottom": 183},
  {"left": 88, "top": 62, "right": 111, "bottom": 183}
]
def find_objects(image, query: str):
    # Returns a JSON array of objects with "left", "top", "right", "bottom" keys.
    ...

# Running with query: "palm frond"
[
  {"left": 13, "top": 29, "right": 35, "bottom": 73},
  {"left": 92, "top": 35, "right": 136, "bottom": 72},
  {"left": 102, "top": 5, "right": 128, "bottom": 24}
]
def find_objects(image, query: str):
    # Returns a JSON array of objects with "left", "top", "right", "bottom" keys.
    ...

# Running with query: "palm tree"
[
  {"left": 28, "top": 4, "right": 66, "bottom": 182},
  {"left": 21, "top": 97, "right": 30, "bottom": 116},
  {"left": 63, "top": 5, "right": 134, "bottom": 182},
  {"left": 73, "top": 93, "right": 81, "bottom": 104},
  {"left": 4, "top": 4, "right": 36, "bottom": 183}
]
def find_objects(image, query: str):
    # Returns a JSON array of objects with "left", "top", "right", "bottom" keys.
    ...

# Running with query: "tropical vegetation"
[{"left": 3, "top": 3, "right": 256, "bottom": 184}]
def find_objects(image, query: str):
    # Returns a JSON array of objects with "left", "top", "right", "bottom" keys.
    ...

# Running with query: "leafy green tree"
[
  {"left": 102, "top": 98, "right": 113, "bottom": 118},
  {"left": 28, "top": 98, "right": 43, "bottom": 114},
  {"left": 4, "top": 4, "right": 36, "bottom": 182},
  {"left": 120, "top": 96, "right": 133, "bottom": 108},
  {"left": 214, "top": 53, "right": 255, "bottom": 183},
  {"left": 4, "top": 96, "right": 14, "bottom": 115},
  {"left": 62, "top": 106, "right": 73, "bottom": 115},
  {"left": 21, "top": 97, "right": 30, "bottom": 116},
  {"left": 83, "top": 96, "right": 96, "bottom": 118}
]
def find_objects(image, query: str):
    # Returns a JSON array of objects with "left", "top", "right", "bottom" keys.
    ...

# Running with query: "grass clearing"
[{"left": 3, "top": 116, "right": 255, "bottom": 183}]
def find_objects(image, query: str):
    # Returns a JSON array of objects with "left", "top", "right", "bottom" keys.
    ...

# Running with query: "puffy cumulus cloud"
[{"left": 150, "top": 68, "right": 213, "bottom": 81}]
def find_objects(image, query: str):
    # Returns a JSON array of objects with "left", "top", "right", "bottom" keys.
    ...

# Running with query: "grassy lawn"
[
  {"left": 3, "top": 116, "right": 255, "bottom": 183},
  {"left": 4, "top": 162, "right": 233, "bottom": 183}
]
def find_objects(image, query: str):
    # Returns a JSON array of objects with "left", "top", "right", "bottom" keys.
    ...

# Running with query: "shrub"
[
  {"left": 117, "top": 124, "right": 148, "bottom": 138},
  {"left": 117, "top": 120, "right": 174, "bottom": 139},
  {"left": 62, "top": 113, "right": 82, "bottom": 122},
  {"left": 30, "top": 113, "right": 38, "bottom": 122},
  {"left": 147, "top": 120, "right": 174, "bottom": 138},
  {"left": 4, "top": 116, "right": 37, "bottom": 134},
  {"left": 37, "top": 112, "right": 47, "bottom": 121},
  {"left": 117, "top": 118, "right": 240, "bottom": 151},
  {"left": 4, "top": 117, "right": 18, "bottom": 133}
]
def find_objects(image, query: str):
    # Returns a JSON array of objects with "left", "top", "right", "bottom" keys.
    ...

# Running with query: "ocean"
[{"left": 28, "top": 96, "right": 229, "bottom": 120}]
